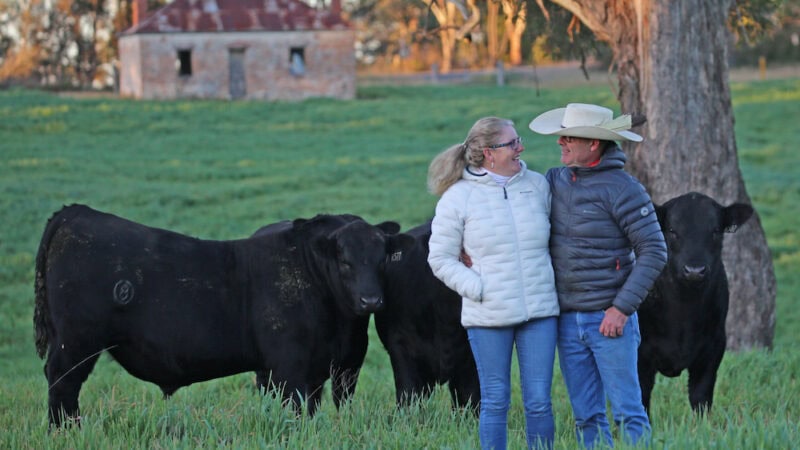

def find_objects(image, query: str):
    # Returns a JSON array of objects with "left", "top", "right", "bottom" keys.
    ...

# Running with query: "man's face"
[{"left": 557, "top": 136, "right": 599, "bottom": 167}]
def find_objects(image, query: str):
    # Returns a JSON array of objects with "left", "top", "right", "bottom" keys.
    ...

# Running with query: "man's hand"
[
  {"left": 460, "top": 249, "right": 473, "bottom": 268},
  {"left": 599, "top": 306, "right": 628, "bottom": 338}
]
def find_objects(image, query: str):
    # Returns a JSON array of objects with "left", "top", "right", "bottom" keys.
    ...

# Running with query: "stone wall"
[{"left": 119, "top": 30, "right": 355, "bottom": 101}]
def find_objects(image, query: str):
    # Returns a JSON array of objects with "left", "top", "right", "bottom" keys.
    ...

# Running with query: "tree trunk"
[
  {"left": 501, "top": 0, "right": 527, "bottom": 66},
  {"left": 549, "top": 0, "right": 776, "bottom": 350},
  {"left": 428, "top": 1, "right": 458, "bottom": 73},
  {"left": 487, "top": 0, "right": 500, "bottom": 65}
]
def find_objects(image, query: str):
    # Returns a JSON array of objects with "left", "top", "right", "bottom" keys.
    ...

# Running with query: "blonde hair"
[{"left": 427, "top": 117, "right": 514, "bottom": 196}]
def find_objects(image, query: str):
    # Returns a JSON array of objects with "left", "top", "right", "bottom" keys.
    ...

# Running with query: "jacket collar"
[
  {"left": 464, "top": 160, "right": 528, "bottom": 185},
  {"left": 573, "top": 145, "right": 626, "bottom": 173}
]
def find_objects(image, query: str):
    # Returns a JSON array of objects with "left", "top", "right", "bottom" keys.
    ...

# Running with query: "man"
[{"left": 529, "top": 103, "right": 667, "bottom": 448}]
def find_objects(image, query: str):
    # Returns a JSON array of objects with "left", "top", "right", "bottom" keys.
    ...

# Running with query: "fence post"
[{"left": 496, "top": 61, "right": 505, "bottom": 86}]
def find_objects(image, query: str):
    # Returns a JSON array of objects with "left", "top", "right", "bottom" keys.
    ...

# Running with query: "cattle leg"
[
  {"left": 687, "top": 346, "right": 724, "bottom": 414},
  {"left": 257, "top": 371, "right": 316, "bottom": 417},
  {"left": 637, "top": 360, "right": 658, "bottom": 416},
  {"left": 331, "top": 367, "right": 360, "bottom": 409},
  {"left": 306, "top": 383, "right": 324, "bottom": 416},
  {"left": 449, "top": 372, "right": 480, "bottom": 415},
  {"left": 396, "top": 379, "right": 435, "bottom": 408},
  {"left": 44, "top": 346, "right": 101, "bottom": 428},
  {"left": 386, "top": 354, "right": 430, "bottom": 407},
  {"left": 330, "top": 318, "right": 369, "bottom": 409}
]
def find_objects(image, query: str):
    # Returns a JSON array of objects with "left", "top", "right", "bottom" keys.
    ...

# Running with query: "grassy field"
[{"left": 1, "top": 76, "right": 799, "bottom": 448}]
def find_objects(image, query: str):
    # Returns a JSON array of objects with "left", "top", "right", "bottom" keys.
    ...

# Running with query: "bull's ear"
[
  {"left": 722, "top": 203, "right": 754, "bottom": 233},
  {"left": 655, "top": 204, "right": 667, "bottom": 227},
  {"left": 386, "top": 233, "right": 415, "bottom": 257},
  {"left": 311, "top": 233, "right": 337, "bottom": 257},
  {"left": 375, "top": 221, "right": 401, "bottom": 235}
]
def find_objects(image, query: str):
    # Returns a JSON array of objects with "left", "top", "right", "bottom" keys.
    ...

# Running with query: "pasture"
[{"left": 1, "top": 76, "right": 799, "bottom": 448}]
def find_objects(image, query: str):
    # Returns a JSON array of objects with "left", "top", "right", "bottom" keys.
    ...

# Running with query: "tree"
[
  {"left": 486, "top": 0, "right": 500, "bottom": 64},
  {"left": 499, "top": 0, "right": 527, "bottom": 65},
  {"left": 0, "top": 0, "right": 118, "bottom": 87},
  {"left": 547, "top": 0, "right": 775, "bottom": 350},
  {"left": 420, "top": 0, "right": 481, "bottom": 73},
  {"left": 0, "top": 0, "right": 39, "bottom": 82},
  {"left": 70, "top": 0, "right": 111, "bottom": 87}
]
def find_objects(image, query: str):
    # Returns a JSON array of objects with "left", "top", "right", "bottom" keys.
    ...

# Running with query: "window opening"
[
  {"left": 289, "top": 47, "right": 305, "bottom": 76},
  {"left": 177, "top": 49, "right": 192, "bottom": 76}
]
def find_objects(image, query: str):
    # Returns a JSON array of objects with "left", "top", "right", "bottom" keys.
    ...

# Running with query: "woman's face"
[{"left": 484, "top": 125, "right": 524, "bottom": 176}]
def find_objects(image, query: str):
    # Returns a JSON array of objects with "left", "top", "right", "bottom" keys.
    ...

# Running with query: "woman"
[{"left": 427, "top": 117, "right": 559, "bottom": 450}]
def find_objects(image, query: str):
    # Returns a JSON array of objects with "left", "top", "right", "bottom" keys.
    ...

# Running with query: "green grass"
[{"left": 1, "top": 77, "right": 799, "bottom": 448}]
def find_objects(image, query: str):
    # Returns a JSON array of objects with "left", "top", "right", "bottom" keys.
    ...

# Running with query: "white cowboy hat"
[{"left": 528, "top": 103, "right": 643, "bottom": 142}]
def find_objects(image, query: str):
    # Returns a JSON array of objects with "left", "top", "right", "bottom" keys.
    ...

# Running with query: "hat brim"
[{"left": 528, "top": 107, "right": 643, "bottom": 142}]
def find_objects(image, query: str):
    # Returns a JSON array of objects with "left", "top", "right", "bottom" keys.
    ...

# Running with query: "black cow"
[
  {"left": 374, "top": 220, "right": 480, "bottom": 413},
  {"left": 637, "top": 192, "right": 753, "bottom": 415},
  {"left": 34, "top": 204, "right": 412, "bottom": 427},
  {"left": 249, "top": 216, "right": 409, "bottom": 411}
]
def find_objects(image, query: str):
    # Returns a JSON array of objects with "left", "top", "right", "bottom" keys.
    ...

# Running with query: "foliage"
[
  {"left": 0, "top": 77, "right": 798, "bottom": 447},
  {"left": 348, "top": 0, "right": 434, "bottom": 70},
  {"left": 0, "top": 0, "right": 16, "bottom": 61},
  {"left": 730, "top": 0, "right": 800, "bottom": 66},
  {"left": 522, "top": 2, "right": 613, "bottom": 68},
  {"left": 729, "top": 0, "right": 784, "bottom": 46},
  {"left": 0, "top": 0, "right": 140, "bottom": 89}
]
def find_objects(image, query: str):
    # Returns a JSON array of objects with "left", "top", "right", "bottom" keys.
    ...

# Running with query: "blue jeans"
[
  {"left": 558, "top": 311, "right": 651, "bottom": 449},
  {"left": 467, "top": 317, "right": 558, "bottom": 450}
]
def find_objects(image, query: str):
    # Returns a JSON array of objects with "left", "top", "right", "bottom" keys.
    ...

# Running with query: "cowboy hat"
[{"left": 528, "top": 103, "right": 643, "bottom": 142}]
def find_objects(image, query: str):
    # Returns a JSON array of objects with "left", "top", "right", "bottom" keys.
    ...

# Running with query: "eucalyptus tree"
[{"left": 419, "top": 0, "right": 481, "bottom": 72}]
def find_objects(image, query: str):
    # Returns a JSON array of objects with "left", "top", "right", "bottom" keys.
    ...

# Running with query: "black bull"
[
  {"left": 34, "top": 204, "right": 412, "bottom": 427},
  {"left": 638, "top": 192, "right": 754, "bottom": 414},
  {"left": 375, "top": 220, "right": 480, "bottom": 413},
  {"left": 249, "top": 216, "right": 414, "bottom": 413}
]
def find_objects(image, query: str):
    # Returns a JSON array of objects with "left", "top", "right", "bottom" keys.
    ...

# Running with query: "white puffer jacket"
[{"left": 428, "top": 162, "right": 559, "bottom": 328}]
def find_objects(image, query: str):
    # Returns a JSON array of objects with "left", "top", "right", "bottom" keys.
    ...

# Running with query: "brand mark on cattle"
[
  {"left": 113, "top": 279, "right": 134, "bottom": 305},
  {"left": 390, "top": 251, "right": 403, "bottom": 262}
]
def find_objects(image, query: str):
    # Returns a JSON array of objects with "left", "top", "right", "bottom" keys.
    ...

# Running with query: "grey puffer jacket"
[{"left": 546, "top": 145, "right": 667, "bottom": 315}]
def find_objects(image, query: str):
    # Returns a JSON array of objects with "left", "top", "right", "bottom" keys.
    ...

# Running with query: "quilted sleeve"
[{"left": 428, "top": 186, "right": 483, "bottom": 301}]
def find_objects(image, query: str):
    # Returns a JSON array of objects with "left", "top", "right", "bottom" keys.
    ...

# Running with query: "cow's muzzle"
[
  {"left": 682, "top": 265, "right": 707, "bottom": 282},
  {"left": 359, "top": 296, "right": 384, "bottom": 312}
]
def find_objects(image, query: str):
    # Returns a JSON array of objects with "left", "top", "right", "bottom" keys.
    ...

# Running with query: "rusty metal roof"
[{"left": 122, "top": 0, "right": 349, "bottom": 34}]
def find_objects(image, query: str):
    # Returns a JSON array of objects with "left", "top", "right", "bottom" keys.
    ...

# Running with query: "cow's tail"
[{"left": 34, "top": 205, "right": 80, "bottom": 359}]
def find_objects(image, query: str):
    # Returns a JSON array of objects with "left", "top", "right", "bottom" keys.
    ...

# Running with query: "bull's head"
[
  {"left": 656, "top": 192, "right": 753, "bottom": 284},
  {"left": 316, "top": 219, "right": 414, "bottom": 316}
]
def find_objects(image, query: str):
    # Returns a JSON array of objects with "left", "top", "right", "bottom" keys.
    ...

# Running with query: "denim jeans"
[
  {"left": 558, "top": 311, "right": 651, "bottom": 449},
  {"left": 467, "top": 316, "right": 558, "bottom": 450}
]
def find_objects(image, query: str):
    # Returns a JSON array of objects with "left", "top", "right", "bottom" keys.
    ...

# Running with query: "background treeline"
[{"left": 0, "top": 0, "right": 797, "bottom": 90}]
